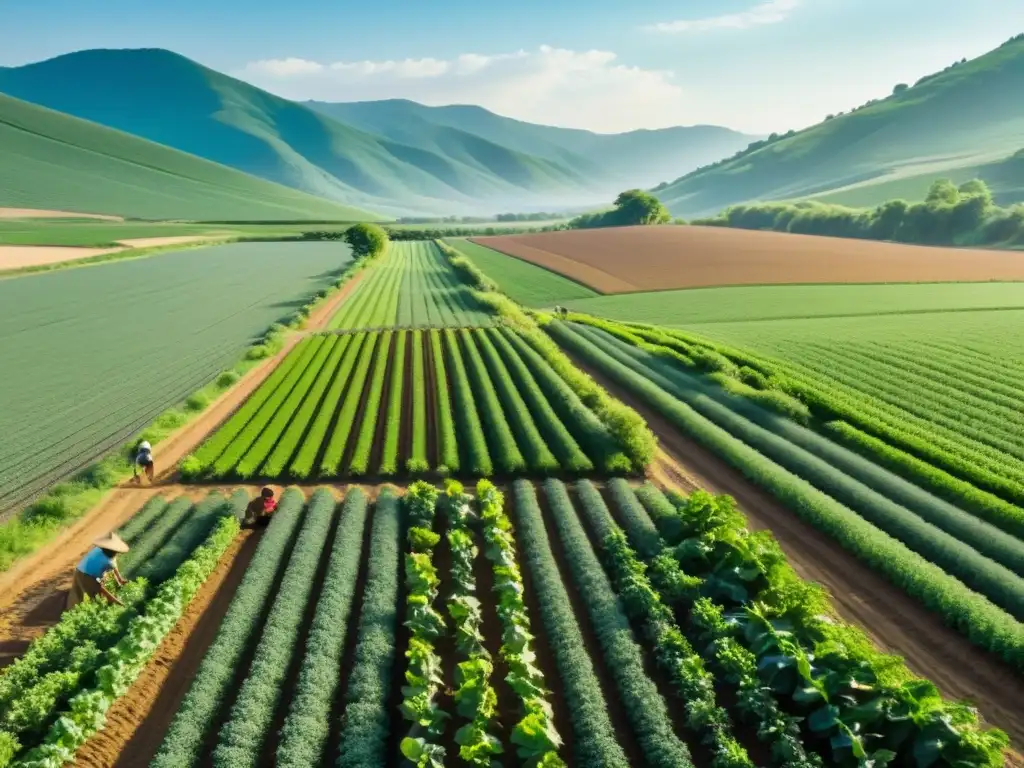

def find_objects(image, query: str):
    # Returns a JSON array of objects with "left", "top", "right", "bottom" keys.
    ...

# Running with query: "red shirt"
[{"left": 262, "top": 498, "right": 277, "bottom": 514}]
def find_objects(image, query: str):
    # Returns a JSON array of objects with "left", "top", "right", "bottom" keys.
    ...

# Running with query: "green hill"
[
  {"left": 0, "top": 92, "right": 376, "bottom": 220},
  {"left": 0, "top": 49, "right": 612, "bottom": 216},
  {"left": 309, "top": 98, "right": 756, "bottom": 189},
  {"left": 656, "top": 34, "right": 1024, "bottom": 217}
]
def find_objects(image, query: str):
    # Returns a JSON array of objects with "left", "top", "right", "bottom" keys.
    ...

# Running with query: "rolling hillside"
[
  {"left": 0, "top": 92, "right": 376, "bottom": 220},
  {"left": 309, "top": 98, "right": 756, "bottom": 189},
  {"left": 656, "top": 35, "right": 1024, "bottom": 217},
  {"left": 0, "top": 49, "right": 613, "bottom": 216}
]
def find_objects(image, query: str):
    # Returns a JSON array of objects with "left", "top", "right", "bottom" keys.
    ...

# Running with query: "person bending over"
[
  {"left": 243, "top": 487, "right": 277, "bottom": 528},
  {"left": 66, "top": 532, "right": 129, "bottom": 611},
  {"left": 133, "top": 440, "right": 155, "bottom": 484}
]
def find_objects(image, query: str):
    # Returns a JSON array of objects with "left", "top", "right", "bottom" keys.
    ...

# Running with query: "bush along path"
[{"left": 8, "top": 512, "right": 241, "bottom": 767}]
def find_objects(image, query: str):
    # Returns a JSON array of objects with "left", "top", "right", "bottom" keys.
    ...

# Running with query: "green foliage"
[
  {"left": 407, "top": 331, "right": 430, "bottom": 472},
  {"left": 430, "top": 331, "right": 460, "bottom": 473},
  {"left": 347, "top": 332, "right": 393, "bottom": 475},
  {"left": 445, "top": 329, "right": 493, "bottom": 476},
  {"left": 380, "top": 331, "right": 407, "bottom": 475},
  {"left": 152, "top": 489, "right": 306, "bottom": 768},
  {"left": 342, "top": 223, "right": 389, "bottom": 260},
  {"left": 510, "top": 480, "right": 629, "bottom": 767},
  {"left": 16, "top": 514, "right": 239, "bottom": 767},
  {"left": 212, "top": 490, "right": 337, "bottom": 767},
  {"left": 569, "top": 189, "right": 671, "bottom": 229},
  {"left": 550, "top": 321, "right": 1024, "bottom": 669},
  {"left": 336, "top": 489, "right": 402, "bottom": 767},
  {"left": 276, "top": 489, "right": 368, "bottom": 766},
  {"left": 319, "top": 334, "right": 380, "bottom": 475},
  {"left": 700, "top": 179, "right": 1024, "bottom": 247}
]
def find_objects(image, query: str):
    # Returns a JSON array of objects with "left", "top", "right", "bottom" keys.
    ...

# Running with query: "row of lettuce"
[
  {"left": 0, "top": 491, "right": 248, "bottom": 766},
  {"left": 547, "top": 316, "right": 1024, "bottom": 671},
  {"left": 181, "top": 324, "right": 652, "bottom": 481}
]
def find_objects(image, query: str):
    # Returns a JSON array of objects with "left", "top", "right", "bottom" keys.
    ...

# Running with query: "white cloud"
[
  {"left": 646, "top": 0, "right": 800, "bottom": 33},
  {"left": 236, "top": 46, "right": 695, "bottom": 133}
]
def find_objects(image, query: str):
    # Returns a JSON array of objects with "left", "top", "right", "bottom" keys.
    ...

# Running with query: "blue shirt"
[{"left": 77, "top": 548, "right": 114, "bottom": 579}]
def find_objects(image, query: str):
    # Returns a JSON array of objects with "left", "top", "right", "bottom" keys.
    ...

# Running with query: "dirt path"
[
  {"left": 573, "top": 357, "right": 1024, "bottom": 747},
  {"left": 73, "top": 529, "right": 261, "bottom": 768},
  {"left": 0, "top": 272, "right": 364, "bottom": 659},
  {"left": 0, "top": 245, "right": 123, "bottom": 270},
  {"left": 0, "top": 208, "right": 123, "bottom": 221}
]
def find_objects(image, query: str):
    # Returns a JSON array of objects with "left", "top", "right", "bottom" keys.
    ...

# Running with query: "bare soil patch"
[
  {"left": 0, "top": 245, "right": 122, "bottom": 270},
  {"left": 0, "top": 208, "right": 123, "bottom": 221},
  {"left": 473, "top": 226, "right": 1024, "bottom": 292},
  {"left": 565, "top": 351, "right": 1024, "bottom": 748},
  {"left": 73, "top": 529, "right": 261, "bottom": 768},
  {"left": 113, "top": 235, "right": 227, "bottom": 249}
]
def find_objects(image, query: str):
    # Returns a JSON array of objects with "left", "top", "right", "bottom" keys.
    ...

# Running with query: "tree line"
[{"left": 695, "top": 178, "right": 1024, "bottom": 248}]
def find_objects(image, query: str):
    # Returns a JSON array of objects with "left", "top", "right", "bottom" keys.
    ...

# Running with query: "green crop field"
[
  {"left": 444, "top": 238, "right": 599, "bottom": 306},
  {"left": 0, "top": 241, "right": 351, "bottom": 514},
  {"left": 560, "top": 281, "right": 1024, "bottom": 326},
  {"left": 329, "top": 240, "right": 493, "bottom": 330},
  {"left": 186, "top": 326, "right": 639, "bottom": 479}
]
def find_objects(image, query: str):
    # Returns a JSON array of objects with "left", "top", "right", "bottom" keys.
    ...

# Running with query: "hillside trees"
[
  {"left": 569, "top": 189, "right": 671, "bottom": 229},
  {"left": 343, "top": 223, "right": 390, "bottom": 259}
]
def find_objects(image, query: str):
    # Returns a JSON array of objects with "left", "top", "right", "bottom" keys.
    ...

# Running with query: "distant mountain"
[
  {"left": 0, "top": 91, "right": 375, "bottom": 220},
  {"left": 657, "top": 34, "right": 1024, "bottom": 217},
  {"left": 307, "top": 99, "right": 756, "bottom": 189},
  {"left": 0, "top": 49, "right": 614, "bottom": 216}
]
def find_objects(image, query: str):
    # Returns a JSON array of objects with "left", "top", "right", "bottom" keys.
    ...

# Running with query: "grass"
[
  {"left": 0, "top": 241, "right": 352, "bottom": 515},
  {"left": 0, "top": 92, "right": 375, "bottom": 221},
  {"left": 561, "top": 281, "right": 1024, "bottom": 326},
  {"left": 442, "top": 239, "right": 599, "bottom": 306}
]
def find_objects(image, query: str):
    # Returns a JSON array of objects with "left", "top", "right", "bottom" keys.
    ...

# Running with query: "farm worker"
[
  {"left": 65, "top": 532, "right": 129, "bottom": 611},
  {"left": 242, "top": 487, "right": 277, "bottom": 528},
  {"left": 132, "top": 440, "right": 155, "bottom": 484}
]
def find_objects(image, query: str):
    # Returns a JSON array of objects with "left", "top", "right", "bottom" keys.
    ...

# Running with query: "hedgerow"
[
  {"left": 575, "top": 323, "right": 1024, "bottom": 618},
  {"left": 262, "top": 334, "right": 348, "bottom": 477},
  {"left": 459, "top": 330, "right": 526, "bottom": 474},
  {"left": 510, "top": 481, "right": 629, "bottom": 767},
  {"left": 486, "top": 328, "right": 592, "bottom": 472},
  {"left": 549, "top": 323, "right": 1024, "bottom": 670},
  {"left": 212, "top": 489, "right": 337, "bottom": 767},
  {"left": 430, "top": 331, "right": 460, "bottom": 473},
  {"left": 408, "top": 331, "right": 429, "bottom": 472},
  {"left": 233, "top": 336, "right": 335, "bottom": 478},
  {"left": 277, "top": 488, "right": 369, "bottom": 766},
  {"left": 542, "top": 479, "right": 693, "bottom": 768},
  {"left": 348, "top": 331, "right": 393, "bottom": 475},
  {"left": 337, "top": 488, "right": 401, "bottom": 767},
  {"left": 444, "top": 330, "right": 492, "bottom": 476},
  {"left": 151, "top": 489, "right": 307, "bottom": 768},
  {"left": 474, "top": 330, "right": 559, "bottom": 473},
  {"left": 289, "top": 333, "right": 363, "bottom": 479},
  {"left": 380, "top": 331, "right": 407, "bottom": 475},
  {"left": 320, "top": 334, "right": 379, "bottom": 475}
]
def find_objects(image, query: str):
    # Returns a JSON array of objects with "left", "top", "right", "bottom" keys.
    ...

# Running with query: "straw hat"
[{"left": 93, "top": 532, "right": 129, "bottom": 553}]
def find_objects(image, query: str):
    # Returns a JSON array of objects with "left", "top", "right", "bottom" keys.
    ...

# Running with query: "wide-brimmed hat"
[{"left": 93, "top": 532, "right": 129, "bottom": 553}]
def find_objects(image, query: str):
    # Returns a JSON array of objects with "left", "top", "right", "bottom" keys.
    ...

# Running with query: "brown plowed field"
[{"left": 472, "top": 225, "right": 1024, "bottom": 292}]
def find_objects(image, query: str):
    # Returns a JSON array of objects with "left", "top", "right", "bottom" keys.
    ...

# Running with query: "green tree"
[
  {"left": 610, "top": 189, "right": 671, "bottom": 226},
  {"left": 343, "top": 223, "right": 389, "bottom": 259},
  {"left": 925, "top": 179, "right": 960, "bottom": 206}
]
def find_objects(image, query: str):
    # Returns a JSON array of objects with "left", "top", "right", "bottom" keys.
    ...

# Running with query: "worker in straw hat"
[{"left": 66, "top": 532, "right": 130, "bottom": 611}]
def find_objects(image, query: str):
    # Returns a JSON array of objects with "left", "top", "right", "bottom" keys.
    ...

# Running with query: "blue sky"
[{"left": 3, "top": 0, "right": 1023, "bottom": 133}]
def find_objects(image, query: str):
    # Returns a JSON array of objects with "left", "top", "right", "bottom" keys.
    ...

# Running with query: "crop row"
[
  {"left": 185, "top": 325, "right": 640, "bottom": 480},
  {"left": 547, "top": 319, "right": 1024, "bottom": 670},
  {"left": 5, "top": 500, "right": 241, "bottom": 767},
  {"left": 329, "top": 241, "right": 492, "bottom": 331}
]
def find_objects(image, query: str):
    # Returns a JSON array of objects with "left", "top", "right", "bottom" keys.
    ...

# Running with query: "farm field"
[
  {"left": 472, "top": 225, "right": 1024, "bottom": 292},
  {"left": 5, "top": 480, "right": 1004, "bottom": 768},
  {"left": 187, "top": 325, "right": 638, "bottom": 480},
  {"left": 328, "top": 240, "right": 493, "bottom": 330},
  {"left": 442, "top": 238, "right": 599, "bottom": 307},
  {"left": 559, "top": 280, "right": 1024, "bottom": 325},
  {"left": 0, "top": 240, "right": 352, "bottom": 516},
  {"left": 547, "top": 317, "right": 1024, "bottom": 672}
]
